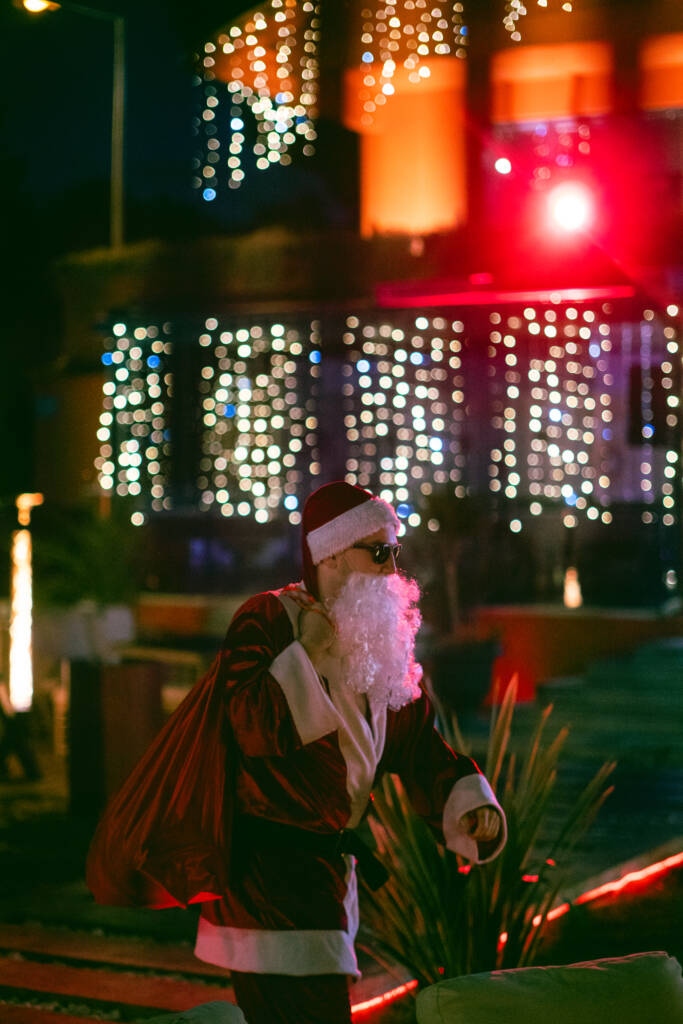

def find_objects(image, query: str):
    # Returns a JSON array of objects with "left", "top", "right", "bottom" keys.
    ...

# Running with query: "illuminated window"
[
  {"left": 491, "top": 42, "right": 612, "bottom": 123},
  {"left": 640, "top": 34, "right": 683, "bottom": 111}
]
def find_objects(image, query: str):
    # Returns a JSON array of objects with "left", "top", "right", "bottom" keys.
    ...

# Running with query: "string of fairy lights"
[
  {"left": 193, "top": 0, "right": 320, "bottom": 199},
  {"left": 356, "top": 1, "right": 467, "bottom": 127},
  {"left": 193, "top": 0, "right": 571, "bottom": 197},
  {"left": 196, "top": 318, "right": 322, "bottom": 526},
  {"left": 503, "top": 0, "right": 574, "bottom": 42},
  {"left": 95, "top": 322, "right": 173, "bottom": 521},
  {"left": 97, "top": 305, "right": 680, "bottom": 543},
  {"left": 341, "top": 314, "right": 467, "bottom": 529},
  {"left": 483, "top": 305, "right": 678, "bottom": 533}
]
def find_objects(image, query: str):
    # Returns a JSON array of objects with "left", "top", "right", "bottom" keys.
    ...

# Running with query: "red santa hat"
[{"left": 301, "top": 481, "right": 399, "bottom": 596}]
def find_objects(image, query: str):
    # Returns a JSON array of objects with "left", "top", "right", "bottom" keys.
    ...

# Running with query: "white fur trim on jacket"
[
  {"left": 195, "top": 858, "right": 360, "bottom": 977},
  {"left": 269, "top": 640, "right": 341, "bottom": 745},
  {"left": 442, "top": 772, "right": 508, "bottom": 864},
  {"left": 306, "top": 498, "right": 400, "bottom": 564}
]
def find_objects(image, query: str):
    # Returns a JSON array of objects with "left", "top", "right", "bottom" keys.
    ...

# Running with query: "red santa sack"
[{"left": 85, "top": 653, "right": 233, "bottom": 909}]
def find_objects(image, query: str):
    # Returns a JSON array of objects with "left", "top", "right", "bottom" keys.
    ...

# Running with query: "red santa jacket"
[{"left": 86, "top": 587, "right": 505, "bottom": 916}]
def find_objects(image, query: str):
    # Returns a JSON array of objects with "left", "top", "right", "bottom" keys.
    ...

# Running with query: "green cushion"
[{"left": 416, "top": 952, "right": 683, "bottom": 1024}]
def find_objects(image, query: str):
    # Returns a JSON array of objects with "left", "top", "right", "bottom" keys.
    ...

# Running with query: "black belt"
[{"left": 239, "top": 815, "right": 389, "bottom": 891}]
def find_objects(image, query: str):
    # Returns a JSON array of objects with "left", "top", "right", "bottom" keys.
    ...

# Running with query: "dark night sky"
[
  {"left": 0, "top": 1, "right": 252, "bottom": 498},
  {"left": 1, "top": 1, "right": 248, "bottom": 204},
  {"left": 1, "top": 0, "right": 356, "bottom": 254}
]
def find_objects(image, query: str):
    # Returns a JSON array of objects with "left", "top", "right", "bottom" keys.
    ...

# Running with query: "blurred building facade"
[{"left": 39, "top": 0, "right": 683, "bottom": 608}]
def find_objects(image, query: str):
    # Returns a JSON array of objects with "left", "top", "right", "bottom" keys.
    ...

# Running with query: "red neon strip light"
[
  {"left": 350, "top": 849, "right": 682, "bottom": 1011},
  {"left": 547, "top": 902, "right": 571, "bottom": 922},
  {"left": 351, "top": 978, "right": 419, "bottom": 1016},
  {"left": 374, "top": 284, "right": 636, "bottom": 309},
  {"left": 575, "top": 851, "right": 683, "bottom": 905}
]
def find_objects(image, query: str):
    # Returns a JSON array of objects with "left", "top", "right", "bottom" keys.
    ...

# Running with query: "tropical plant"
[{"left": 359, "top": 677, "right": 615, "bottom": 987}]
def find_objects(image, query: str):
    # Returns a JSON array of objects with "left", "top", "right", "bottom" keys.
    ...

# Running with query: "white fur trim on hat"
[{"left": 306, "top": 498, "right": 400, "bottom": 564}]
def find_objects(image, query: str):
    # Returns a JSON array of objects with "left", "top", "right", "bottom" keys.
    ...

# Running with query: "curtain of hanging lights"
[
  {"left": 193, "top": 0, "right": 573, "bottom": 199},
  {"left": 194, "top": 0, "right": 320, "bottom": 200},
  {"left": 354, "top": 1, "right": 467, "bottom": 128},
  {"left": 95, "top": 304, "right": 680, "bottom": 559},
  {"left": 354, "top": 0, "right": 575, "bottom": 128}
]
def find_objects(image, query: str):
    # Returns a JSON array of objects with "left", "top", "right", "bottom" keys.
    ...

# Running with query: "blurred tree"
[{"left": 31, "top": 501, "right": 141, "bottom": 608}]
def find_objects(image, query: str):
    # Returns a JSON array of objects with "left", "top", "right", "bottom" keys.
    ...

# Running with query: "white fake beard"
[{"left": 326, "top": 572, "right": 423, "bottom": 711}]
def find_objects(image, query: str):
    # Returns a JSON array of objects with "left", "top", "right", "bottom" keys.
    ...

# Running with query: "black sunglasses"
[{"left": 351, "top": 542, "right": 402, "bottom": 565}]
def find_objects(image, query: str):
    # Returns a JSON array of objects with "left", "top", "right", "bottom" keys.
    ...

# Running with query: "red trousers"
[{"left": 230, "top": 971, "right": 352, "bottom": 1024}]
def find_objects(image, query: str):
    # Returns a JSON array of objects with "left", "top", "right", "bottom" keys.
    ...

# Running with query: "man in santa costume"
[{"left": 87, "top": 481, "right": 505, "bottom": 1024}]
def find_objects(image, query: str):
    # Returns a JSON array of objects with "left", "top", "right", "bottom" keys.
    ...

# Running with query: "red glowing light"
[
  {"left": 469, "top": 271, "right": 494, "bottom": 286},
  {"left": 547, "top": 902, "right": 571, "bottom": 921},
  {"left": 575, "top": 851, "right": 683, "bottom": 905},
  {"left": 375, "top": 283, "right": 635, "bottom": 309},
  {"left": 349, "top": 850, "right": 682, "bottom": 1013},
  {"left": 522, "top": 874, "right": 539, "bottom": 883},
  {"left": 495, "top": 157, "right": 512, "bottom": 175},
  {"left": 351, "top": 979, "right": 419, "bottom": 1016},
  {"left": 547, "top": 182, "right": 593, "bottom": 232}
]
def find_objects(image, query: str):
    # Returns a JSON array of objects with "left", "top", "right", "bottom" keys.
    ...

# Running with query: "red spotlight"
[{"left": 547, "top": 182, "right": 593, "bottom": 232}]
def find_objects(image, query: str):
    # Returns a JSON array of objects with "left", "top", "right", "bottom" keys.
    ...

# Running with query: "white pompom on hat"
[{"left": 301, "top": 482, "right": 399, "bottom": 595}]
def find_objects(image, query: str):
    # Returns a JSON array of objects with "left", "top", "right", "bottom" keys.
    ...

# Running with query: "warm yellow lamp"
[
  {"left": 9, "top": 493, "right": 43, "bottom": 713},
  {"left": 22, "top": 1, "right": 61, "bottom": 12}
]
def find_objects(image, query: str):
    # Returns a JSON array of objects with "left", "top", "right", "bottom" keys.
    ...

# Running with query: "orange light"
[
  {"left": 16, "top": 492, "right": 43, "bottom": 527},
  {"left": 343, "top": 58, "right": 467, "bottom": 237},
  {"left": 23, "top": 1, "right": 61, "bottom": 12},
  {"left": 640, "top": 34, "right": 683, "bottom": 111},
  {"left": 491, "top": 42, "right": 612, "bottom": 123},
  {"left": 9, "top": 530, "right": 34, "bottom": 713},
  {"left": 563, "top": 566, "right": 583, "bottom": 608},
  {"left": 8, "top": 493, "right": 43, "bottom": 713}
]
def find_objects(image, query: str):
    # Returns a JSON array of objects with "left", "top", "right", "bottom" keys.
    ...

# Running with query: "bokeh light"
[{"left": 547, "top": 182, "right": 593, "bottom": 232}]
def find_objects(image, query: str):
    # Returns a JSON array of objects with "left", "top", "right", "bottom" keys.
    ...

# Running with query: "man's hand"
[
  {"left": 460, "top": 805, "right": 501, "bottom": 842},
  {"left": 288, "top": 591, "right": 336, "bottom": 665}
]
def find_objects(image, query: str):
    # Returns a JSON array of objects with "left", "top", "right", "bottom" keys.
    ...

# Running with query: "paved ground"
[{"left": 0, "top": 635, "right": 681, "bottom": 1020}]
